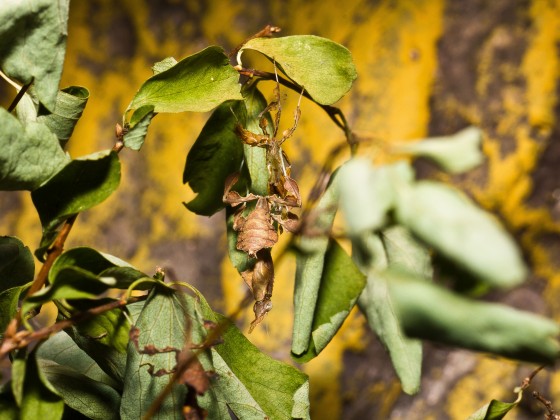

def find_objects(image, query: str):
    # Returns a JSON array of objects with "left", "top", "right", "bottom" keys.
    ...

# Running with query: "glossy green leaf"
[
  {"left": 0, "top": 0, "right": 70, "bottom": 112},
  {"left": 22, "top": 266, "right": 111, "bottom": 316},
  {"left": 292, "top": 172, "right": 339, "bottom": 356},
  {"left": 16, "top": 350, "right": 64, "bottom": 420},
  {"left": 355, "top": 233, "right": 422, "bottom": 395},
  {"left": 123, "top": 105, "right": 156, "bottom": 151},
  {"left": 38, "top": 359, "right": 120, "bottom": 420},
  {"left": 0, "top": 236, "right": 34, "bottom": 292},
  {"left": 386, "top": 269, "right": 560, "bottom": 364},
  {"left": 0, "top": 108, "right": 70, "bottom": 191},
  {"left": 128, "top": 46, "right": 242, "bottom": 113},
  {"left": 49, "top": 247, "right": 150, "bottom": 289},
  {"left": 338, "top": 159, "right": 414, "bottom": 236},
  {"left": 179, "top": 285, "right": 310, "bottom": 419},
  {"left": 240, "top": 35, "right": 357, "bottom": 105},
  {"left": 32, "top": 150, "right": 121, "bottom": 261},
  {"left": 395, "top": 181, "right": 527, "bottom": 288},
  {"left": 202, "top": 313, "right": 310, "bottom": 419},
  {"left": 120, "top": 286, "right": 189, "bottom": 419},
  {"left": 293, "top": 240, "right": 366, "bottom": 363},
  {"left": 183, "top": 100, "right": 245, "bottom": 215},
  {"left": 0, "top": 286, "right": 24, "bottom": 340},
  {"left": 395, "top": 127, "right": 484, "bottom": 174},
  {"left": 467, "top": 394, "right": 521, "bottom": 420},
  {"left": 37, "top": 331, "right": 119, "bottom": 388},
  {"left": 37, "top": 86, "right": 90, "bottom": 148}
]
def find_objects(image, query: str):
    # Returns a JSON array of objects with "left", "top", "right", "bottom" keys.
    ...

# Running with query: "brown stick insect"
[{"left": 223, "top": 67, "right": 304, "bottom": 331}]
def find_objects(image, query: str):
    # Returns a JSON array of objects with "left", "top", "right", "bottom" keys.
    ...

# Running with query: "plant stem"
[
  {"left": 0, "top": 295, "right": 146, "bottom": 360},
  {"left": 7, "top": 80, "right": 32, "bottom": 113}
]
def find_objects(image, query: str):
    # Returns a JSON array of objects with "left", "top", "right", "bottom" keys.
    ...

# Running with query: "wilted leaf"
[
  {"left": 32, "top": 150, "right": 121, "bottom": 261},
  {"left": 183, "top": 100, "right": 245, "bottom": 216},
  {"left": 240, "top": 35, "right": 357, "bottom": 105},
  {"left": 386, "top": 269, "right": 560, "bottom": 364},
  {"left": 293, "top": 240, "right": 366, "bottom": 363},
  {"left": 355, "top": 233, "right": 422, "bottom": 395},
  {"left": 0, "top": 108, "right": 70, "bottom": 191},
  {"left": 0, "top": 236, "right": 34, "bottom": 293},
  {"left": 395, "top": 181, "right": 527, "bottom": 288},
  {"left": 395, "top": 127, "right": 484, "bottom": 174},
  {"left": 39, "top": 359, "right": 120, "bottom": 420},
  {"left": 0, "top": 0, "right": 70, "bottom": 111},
  {"left": 292, "top": 172, "right": 339, "bottom": 356},
  {"left": 128, "top": 46, "right": 242, "bottom": 113},
  {"left": 37, "top": 86, "right": 90, "bottom": 148}
]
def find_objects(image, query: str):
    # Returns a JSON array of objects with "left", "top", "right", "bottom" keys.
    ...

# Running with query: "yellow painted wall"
[{"left": 2, "top": 0, "right": 560, "bottom": 418}]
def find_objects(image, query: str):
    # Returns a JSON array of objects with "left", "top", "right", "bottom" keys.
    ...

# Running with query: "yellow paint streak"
[{"left": 522, "top": 0, "right": 560, "bottom": 131}]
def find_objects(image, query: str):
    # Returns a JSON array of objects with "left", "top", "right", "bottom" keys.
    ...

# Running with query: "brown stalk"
[{"left": 7, "top": 80, "right": 32, "bottom": 113}]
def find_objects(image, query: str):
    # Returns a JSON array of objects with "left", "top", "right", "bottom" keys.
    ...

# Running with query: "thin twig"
[
  {"left": 228, "top": 24, "right": 281, "bottom": 59},
  {"left": 0, "top": 295, "right": 147, "bottom": 360},
  {"left": 7, "top": 80, "right": 32, "bottom": 113},
  {"left": 236, "top": 67, "right": 354, "bottom": 145}
]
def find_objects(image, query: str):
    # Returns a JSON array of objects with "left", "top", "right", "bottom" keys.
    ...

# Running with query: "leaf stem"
[
  {"left": 236, "top": 67, "right": 355, "bottom": 148},
  {"left": 228, "top": 25, "right": 281, "bottom": 59},
  {"left": 7, "top": 80, "right": 33, "bottom": 113}
]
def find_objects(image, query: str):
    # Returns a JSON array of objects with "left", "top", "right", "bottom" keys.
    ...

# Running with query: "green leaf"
[
  {"left": 0, "top": 287, "right": 24, "bottom": 340},
  {"left": 38, "top": 359, "right": 120, "bottom": 420},
  {"left": 386, "top": 269, "right": 560, "bottom": 364},
  {"left": 128, "top": 46, "right": 242, "bottom": 113},
  {"left": 120, "top": 286, "right": 189, "bottom": 419},
  {"left": 395, "top": 127, "right": 484, "bottom": 174},
  {"left": 354, "top": 233, "right": 422, "bottom": 395},
  {"left": 123, "top": 105, "right": 156, "bottom": 151},
  {"left": 292, "top": 172, "right": 339, "bottom": 356},
  {"left": 466, "top": 395, "right": 521, "bottom": 420},
  {"left": 21, "top": 266, "right": 111, "bottom": 316},
  {"left": 0, "top": 389, "right": 18, "bottom": 420},
  {"left": 0, "top": 0, "right": 70, "bottom": 111},
  {"left": 0, "top": 108, "right": 70, "bottom": 191},
  {"left": 293, "top": 240, "right": 366, "bottom": 363},
  {"left": 395, "top": 181, "right": 527, "bottom": 288},
  {"left": 37, "top": 86, "right": 90, "bottom": 148},
  {"left": 49, "top": 247, "right": 150, "bottom": 289},
  {"left": 338, "top": 159, "right": 414, "bottom": 236},
  {"left": 37, "top": 331, "right": 119, "bottom": 388},
  {"left": 242, "top": 83, "right": 270, "bottom": 196},
  {"left": 381, "top": 225, "right": 432, "bottom": 278},
  {"left": 16, "top": 350, "right": 64, "bottom": 420},
  {"left": 203, "top": 314, "right": 310, "bottom": 420},
  {"left": 183, "top": 100, "right": 245, "bottom": 216},
  {"left": 239, "top": 35, "right": 357, "bottom": 105},
  {"left": 0, "top": 236, "right": 34, "bottom": 292},
  {"left": 32, "top": 150, "right": 121, "bottom": 261}
]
